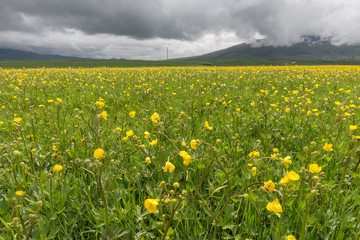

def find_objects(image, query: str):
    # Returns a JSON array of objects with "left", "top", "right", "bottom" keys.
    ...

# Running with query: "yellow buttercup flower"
[
  {"left": 0, "top": 121, "right": 4, "bottom": 126},
  {"left": 286, "top": 171, "right": 300, "bottom": 181},
  {"left": 164, "top": 162, "right": 175, "bottom": 172},
  {"left": 309, "top": 163, "right": 322, "bottom": 173},
  {"left": 264, "top": 180, "right": 275, "bottom": 192},
  {"left": 281, "top": 156, "right": 292, "bottom": 167},
  {"left": 144, "top": 199, "right": 159, "bottom": 213},
  {"left": 16, "top": 191, "right": 24, "bottom": 197},
  {"left": 95, "top": 101, "right": 105, "bottom": 109},
  {"left": 151, "top": 112, "right": 160, "bottom": 123},
  {"left": 144, "top": 131, "right": 150, "bottom": 139},
  {"left": 129, "top": 111, "right": 136, "bottom": 118},
  {"left": 126, "top": 130, "right": 134, "bottom": 137},
  {"left": 190, "top": 140, "right": 197, "bottom": 150},
  {"left": 280, "top": 175, "right": 290, "bottom": 184},
  {"left": 150, "top": 138, "right": 158, "bottom": 146},
  {"left": 53, "top": 164, "right": 63, "bottom": 172},
  {"left": 248, "top": 151, "right": 260, "bottom": 158},
  {"left": 14, "top": 117, "right": 22, "bottom": 122},
  {"left": 98, "top": 111, "right": 108, "bottom": 120},
  {"left": 179, "top": 151, "right": 191, "bottom": 166},
  {"left": 94, "top": 148, "right": 105, "bottom": 159},
  {"left": 285, "top": 235, "right": 296, "bottom": 240},
  {"left": 145, "top": 157, "right": 151, "bottom": 164},
  {"left": 266, "top": 199, "right": 283, "bottom": 213},
  {"left": 349, "top": 125, "right": 357, "bottom": 130},
  {"left": 323, "top": 143, "right": 333, "bottom": 152},
  {"left": 13, "top": 150, "right": 21, "bottom": 155},
  {"left": 204, "top": 121, "right": 213, "bottom": 130}
]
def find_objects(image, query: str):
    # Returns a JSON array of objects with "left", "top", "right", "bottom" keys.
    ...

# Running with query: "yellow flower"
[
  {"left": 248, "top": 151, "right": 260, "bottom": 158},
  {"left": 335, "top": 101, "right": 341, "bottom": 106},
  {"left": 94, "top": 148, "right": 105, "bottom": 159},
  {"left": 56, "top": 98, "right": 62, "bottom": 103},
  {"left": 285, "top": 235, "right": 296, "bottom": 240},
  {"left": 126, "top": 130, "right": 134, "bottom": 137},
  {"left": 309, "top": 163, "right": 322, "bottom": 173},
  {"left": 286, "top": 171, "right": 300, "bottom": 181},
  {"left": 281, "top": 156, "right": 292, "bottom": 167},
  {"left": 273, "top": 148, "right": 279, "bottom": 153},
  {"left": 151, "top": 112, "right": 160, "bottom": 123},
  {"left": 14, "top": 117, "right": 22, "bottom": 122},
  {"left": 179, "top": 151, "right": 191, "bottom": 166},
  {"left": 280, "top": 175, "right": 290, "bottom": 184},
  {"left": 181, "top": 141, "right": 186, "bottom": 147},
  {"left": 323, "top": 143, "right": 333, "bottom": 152},
  {"left": 251, "top": 167, "right": 257, "bottom": 175},
  {"left": 16, "top": 191, "right": 24, "bottom": 197},
  {"left": 349, "top": 125, "right": 357, "bottom": 130},
  {"left": 150, "top": 138, "right": 158, "bottom": 146},
  {"left": 144, "top": 199, "right": 159, "bottom": 213},
  {"left": 13, "top": 150, "right": 21, "bottom": 155},
  {"left": 144, "top": 131, "right": 151, "bottom": 139},
  {"left": 204, "top": 121, "right": 213, "bottom": 130},
  {"left": 266, "top": 199, "right": 283, "bottom": 213},
  {"left": 190, "top": 140, "right": 198, "bottom": 150},
  {"left": 251, "top": 102, "right": 256, "bottom": 107},
  {"left": 0, "top": 121, "right": 3, "bottom": 126},
  {"left": 264, "top": 180, "right": 275, "bottom": 192},
  {"left": 285, "top": 108, "right": 290, "bottom": 113},
  {"left": 164, "top": 162, "right": 175, "bottom": 172},
  {"left": 95, "top": 101, "right": 105, "bottom": 109},
  {"left": 114, "top": 127, "right": 122, "bottom": 132},
  {"left": 53, "top": 164, "right": 63, "bottom": 172},
  {"left": 129, "top": 111, "right": 136, "bottom": 118},
  {"left": 145, "top": 157, "right": 151, "bottom": 164},
  {"left": 47, "top": 99, "right": 54, "bottom": 103},
  {"left": 216, "top": 139, "right": 221, "bottom": 143},
  {"left": 98, "top": 111, "right": 108, "bottom": 120}
]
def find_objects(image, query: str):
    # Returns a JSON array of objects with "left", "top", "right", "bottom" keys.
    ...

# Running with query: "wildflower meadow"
[{"left": 0, "top": 66, "right": 360, "bottom": 239}]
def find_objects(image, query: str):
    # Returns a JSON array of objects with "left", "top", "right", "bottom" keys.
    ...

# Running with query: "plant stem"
[
  {"left": 162, "top": 201, "right": 181, "bottom": 240},
  {"left": 299, "top": 195, "right": 314, "bottom": 240}
]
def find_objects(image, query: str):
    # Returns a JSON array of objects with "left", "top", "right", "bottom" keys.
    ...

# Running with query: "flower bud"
[{"left": 173, "top": 182, "right": 180, "bottom": 189}]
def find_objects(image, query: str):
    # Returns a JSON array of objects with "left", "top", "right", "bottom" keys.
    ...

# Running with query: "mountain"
[
  {"left": 181, "top": 39, "right": 360, "bottom": 61},
  {"left": 0, "top": 48, "right": 85, "bottom": 61}
]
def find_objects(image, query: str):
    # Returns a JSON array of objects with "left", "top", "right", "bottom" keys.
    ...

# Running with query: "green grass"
[
  {"left": 1, "top": 59, "right": 360, "bottom": 69},
  {"left": 0, "top": 66, "right": 360, "bottom": 239}
]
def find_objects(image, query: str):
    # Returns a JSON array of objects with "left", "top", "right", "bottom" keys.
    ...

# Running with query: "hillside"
[
  {"left": 0, "top": 48, "right": 85, "bottom": 61},
  {"left": 181, "top": 40, "right": 360, "bottom": 61}
]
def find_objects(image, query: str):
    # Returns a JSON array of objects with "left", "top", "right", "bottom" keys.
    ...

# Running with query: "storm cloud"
[{"left": 1, "top": 0, "right": 360, "bottom": 59}]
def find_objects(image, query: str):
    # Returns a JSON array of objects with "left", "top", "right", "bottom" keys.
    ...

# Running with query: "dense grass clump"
[{"left": 0, "top": 66, "right": 360, "bottom": 239}]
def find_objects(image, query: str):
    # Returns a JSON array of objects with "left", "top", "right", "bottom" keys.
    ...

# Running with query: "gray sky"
[{"left": 1, "top": 0, "right": 359, "bottom": 60}]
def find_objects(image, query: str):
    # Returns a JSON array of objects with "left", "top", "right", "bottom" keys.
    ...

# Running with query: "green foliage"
[{"left": 0, "top": 66, "right": 359, "bottom": 239}]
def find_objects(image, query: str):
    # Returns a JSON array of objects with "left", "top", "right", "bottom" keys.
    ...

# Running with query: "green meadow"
[{"left": 0, "top": 66, "right": 360, "bottom": 239}]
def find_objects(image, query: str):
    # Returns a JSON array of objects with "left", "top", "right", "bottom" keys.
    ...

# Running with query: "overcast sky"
[{"left": 1, "top": 0, "right": 360, "bottom": 60}]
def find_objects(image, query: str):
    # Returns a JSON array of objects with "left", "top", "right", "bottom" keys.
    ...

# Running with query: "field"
[{"left": 0, "top": 66, "right": 360, "bottom": 239}]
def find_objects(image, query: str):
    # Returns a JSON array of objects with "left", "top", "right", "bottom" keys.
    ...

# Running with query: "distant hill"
[
  {"left": 181, "top": 40, "right": 360, "bottom": 61},
  {"left": 0, "top": 48, "right": 85, "bottom": 61}
]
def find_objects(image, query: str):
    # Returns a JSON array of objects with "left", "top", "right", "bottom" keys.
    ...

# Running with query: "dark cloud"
[{"left": 1, "top": 0, "right": 360, "bottom": 59}]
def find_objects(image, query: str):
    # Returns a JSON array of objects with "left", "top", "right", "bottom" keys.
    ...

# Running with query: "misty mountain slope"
[
  {"left": 0, "top": 48, "right": 85, "bottom": 61},
  {"left": 181, "top": 41, "right": 360, "bottom": 61}
]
